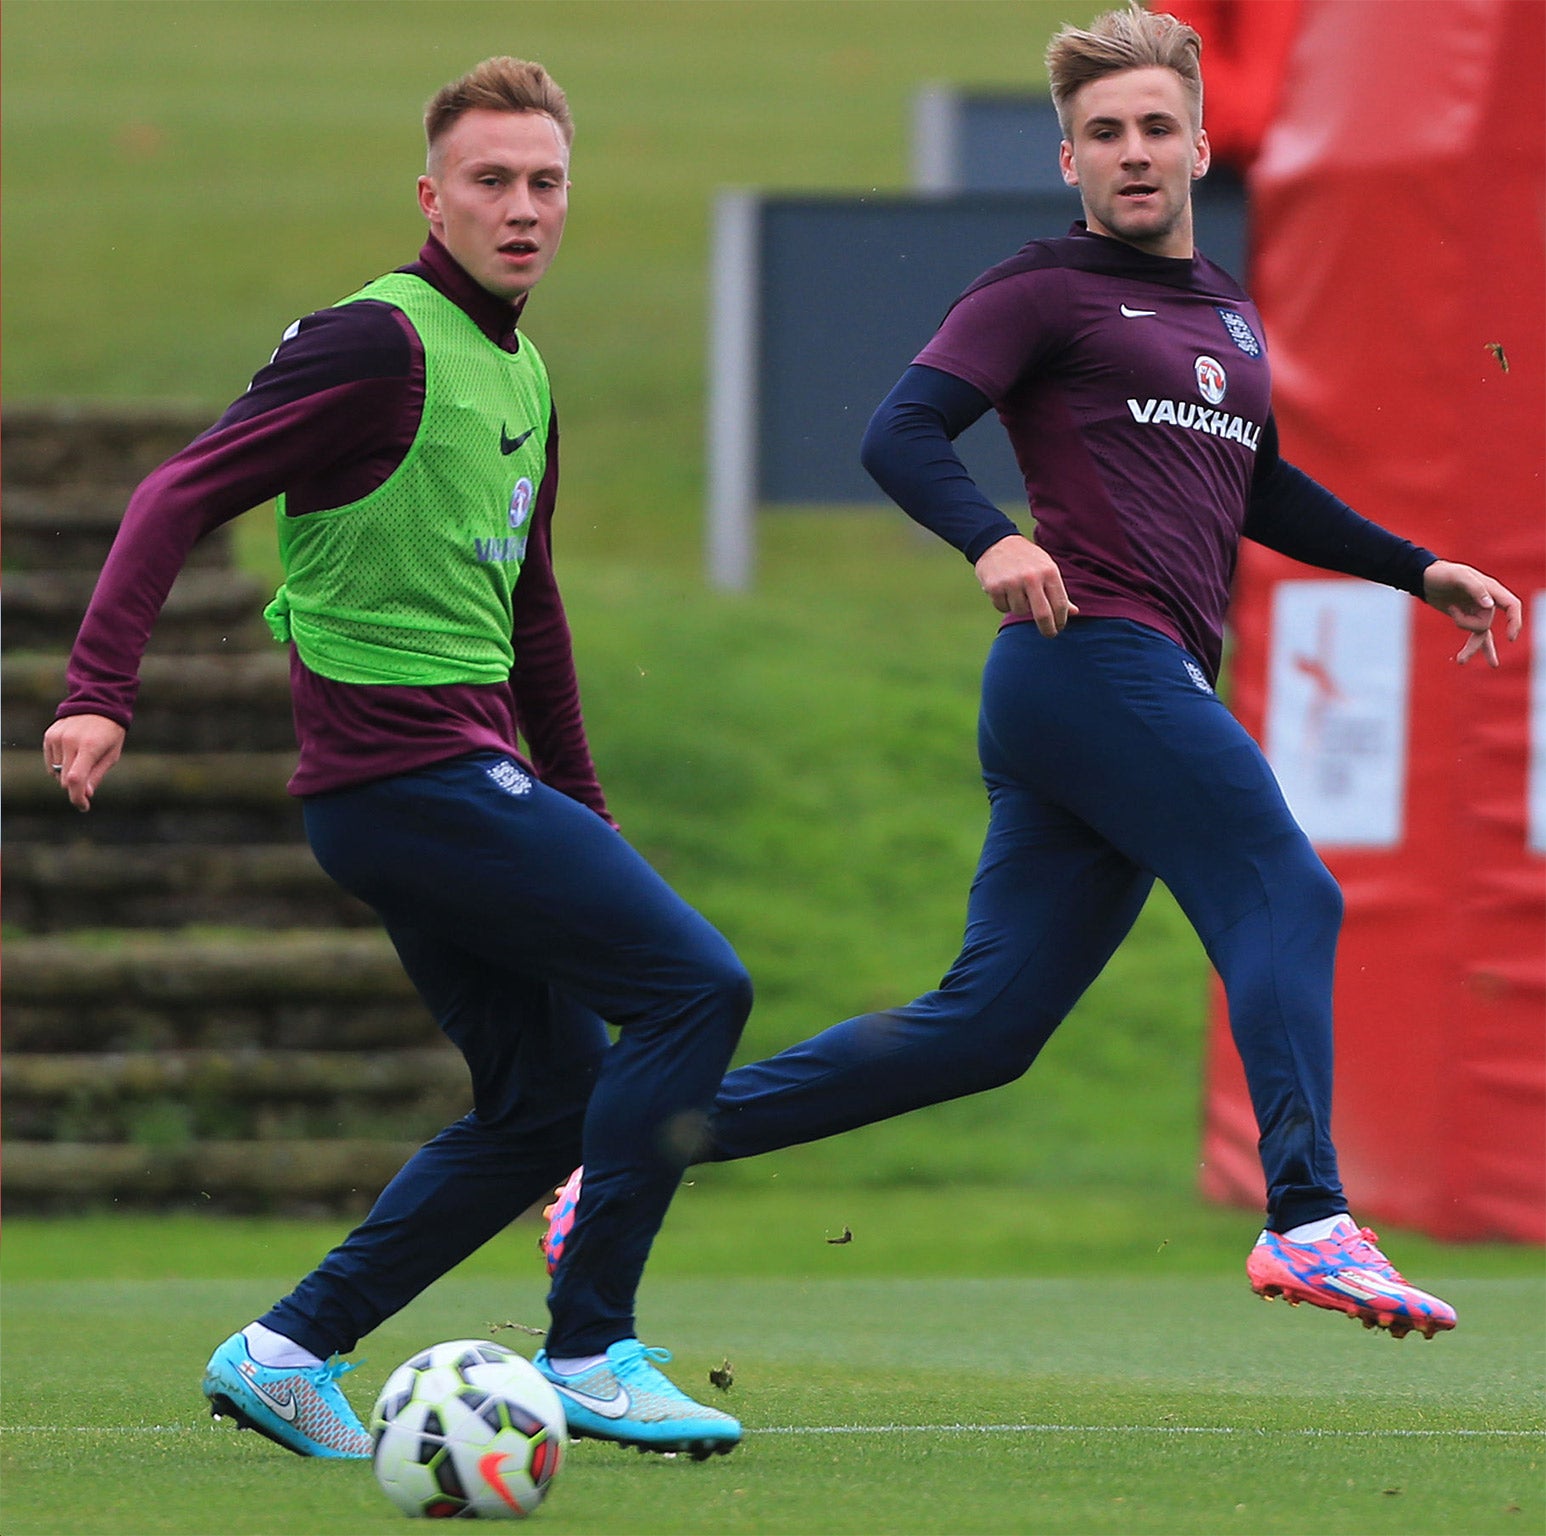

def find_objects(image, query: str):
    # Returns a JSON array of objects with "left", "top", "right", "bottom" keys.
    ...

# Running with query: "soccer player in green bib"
[{"left": 46, "top": 58, "right": 746, "bottom": 1460}]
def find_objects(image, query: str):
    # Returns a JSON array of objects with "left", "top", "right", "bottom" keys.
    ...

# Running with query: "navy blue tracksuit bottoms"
[
  {"left": 709, "top": 619, "right": 1347, "bottom": 1232},
  {"left": 260, "top": 753, "right": 750, "bottom": 1359}
]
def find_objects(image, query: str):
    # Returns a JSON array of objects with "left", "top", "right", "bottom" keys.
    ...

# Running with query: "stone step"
[
  {"left": 5, "top": 1045, "right": 463, "bottom": 1100},
  {"left": 4, "top": 930, "right": 425, "bottom": 1052},
  {"left": 4, "top": 842, "right": 374, "bottom": 932},
  {"left": 2, "top": 651, "right": 295, "bottom": 752},
  {"left": 2, "top": 750, "right": 304, "bottom": 845},
  {"left": 2, "top": 401, "right": 213, "bottom": 491},
  {"left": 2, "top": 1045, "right": 465, "bottom": 1142},
  {"left": 2, "top": 485, "right": 238, "bottom": 573},
  {"left": 3, "top": 568, "right": 272, "bottom": 655},
  {"left": 2, "top": 1138, "right": 429, "bottom": 1215}
]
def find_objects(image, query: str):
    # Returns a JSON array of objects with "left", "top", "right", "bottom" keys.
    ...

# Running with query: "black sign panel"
[{"left": 756, "top": 180, "right": 1245, "bottom": 506}]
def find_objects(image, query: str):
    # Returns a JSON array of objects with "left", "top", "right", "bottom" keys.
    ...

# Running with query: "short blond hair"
[
  {"left": 1045, "top": 6, "right": 1203, "bottom": 135},
  {"left": 424, "top": 57, "right": 573, "bottom": 165}
]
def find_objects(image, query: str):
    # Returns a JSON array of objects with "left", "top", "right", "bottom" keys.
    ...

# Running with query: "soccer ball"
[{"left": 370, "top": 1340, "right": 567, "bottom": 1519}]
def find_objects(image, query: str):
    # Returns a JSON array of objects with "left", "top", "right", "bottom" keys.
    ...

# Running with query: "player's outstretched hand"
[
  {"left": 42, "top": 712, "right": 126, "bottom": 812},
  {"left": 1421, "top": 560, "right": 1523, "bottom": 668},
  {"left": 974, "top": 534, "right": 1079, "bottom": 636}
]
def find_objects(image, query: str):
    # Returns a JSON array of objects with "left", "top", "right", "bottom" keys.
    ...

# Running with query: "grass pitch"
[{"left": 3, "top": 1195, "right": 1542, "bottom": 1536}]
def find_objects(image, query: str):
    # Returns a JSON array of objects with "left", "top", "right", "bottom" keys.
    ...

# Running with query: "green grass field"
[
  {"left": 5, "top": 4, "right": 1543, "bottom": 1533},
  {"left": 3, "top": 1198, "right": 1543, "bottom": 1535}
]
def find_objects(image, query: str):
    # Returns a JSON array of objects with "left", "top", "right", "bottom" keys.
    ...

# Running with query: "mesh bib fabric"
[{"left": 263, "top": 272, "right": 550, "bottom": 685}]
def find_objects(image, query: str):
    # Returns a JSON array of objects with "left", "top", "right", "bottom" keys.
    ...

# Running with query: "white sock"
[
  {"left": 548, "top": 1353, "right": 608, "bottom": 1376},
  {"left": 243, "top": 1322, "right": 324, "bottom": 1370},
  {"left": 1281, "top": 1213, "right": 1355, "bottom": 1244}
]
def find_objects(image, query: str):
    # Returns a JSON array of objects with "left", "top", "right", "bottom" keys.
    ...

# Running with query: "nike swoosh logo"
[
  {"left": 550, "top": 1381, "right": 632, "bottom": 1419},
  {"left": 478, "top": 1451, "right": 524, "bottom": 1513},
  {"left": 500, "top": 425, "right": 535, "bottom": 454},
  {"left": 241, "top": 1371, "right": 299, "bottom": 1422},
  {"left": 1120, "top": 305, "right": 1158, "bottom": 318}
]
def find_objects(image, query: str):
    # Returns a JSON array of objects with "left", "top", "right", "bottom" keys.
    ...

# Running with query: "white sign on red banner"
[{"left": 1264, "top": 581, "right": 1412, "bottom": 849}]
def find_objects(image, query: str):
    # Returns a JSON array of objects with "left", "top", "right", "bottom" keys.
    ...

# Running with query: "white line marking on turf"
[
  {"left": 2, "top": 1426, "right": 200, "bottom": 1434},
  {"left": 752, "top": 1423, "right": 1544, "bottom": 1440},
  {"left": 3, "top": 1422, "right": 1541, "bottom": 1440}
]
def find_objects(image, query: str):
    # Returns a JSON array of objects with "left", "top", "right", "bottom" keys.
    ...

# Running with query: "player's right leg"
[
  {"left": 203, "top": 945, "right": 602, "bottom": 1454},
  {"left": 701, "top": 768, "right": 1152, "bottom": 1164},
  {"left": 252, "top": 960, "right": 602, "bottom": 1362}
]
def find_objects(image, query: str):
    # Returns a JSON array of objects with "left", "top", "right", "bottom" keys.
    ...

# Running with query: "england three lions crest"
[{"left": 1216, "top": 308, "right": 1262, "bottom": 358}]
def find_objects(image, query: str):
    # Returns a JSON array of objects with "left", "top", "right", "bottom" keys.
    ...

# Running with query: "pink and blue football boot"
[
  {"left": 1246, "top": 1219, "right": 1457, "bottom": 1340},
  {"left": 540, "top": 1166, "right": 583, "bottom": 1276}
]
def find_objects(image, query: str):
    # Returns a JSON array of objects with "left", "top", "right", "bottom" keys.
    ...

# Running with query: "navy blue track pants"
[
  {"left": 709, "top": 619, "right": 1346, "bottom": 1231},
  {"left": 260, "top": 753, "right": 750, "bottom": 1358}
]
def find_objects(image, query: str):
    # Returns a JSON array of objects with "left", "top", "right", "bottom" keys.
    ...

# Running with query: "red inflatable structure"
[{"left": 1178, "top": 0, "right": 1545, "bottom": 1241}]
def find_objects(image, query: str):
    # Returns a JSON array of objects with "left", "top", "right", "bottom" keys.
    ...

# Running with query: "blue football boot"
[
  {"left": 534, "top": 1339, "right": 740, "bottom": 1458},
  {"left": 202, "top": 1331, "right": 373, "bottom": 1458}
]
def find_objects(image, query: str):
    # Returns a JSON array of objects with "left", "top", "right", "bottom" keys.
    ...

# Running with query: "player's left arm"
[
  {"left": 1243, "top": 415, "right": 1522, "bottom": 666},
  {"left": 1418, "top": 560, "right": 1523, "bottom": 667}
]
